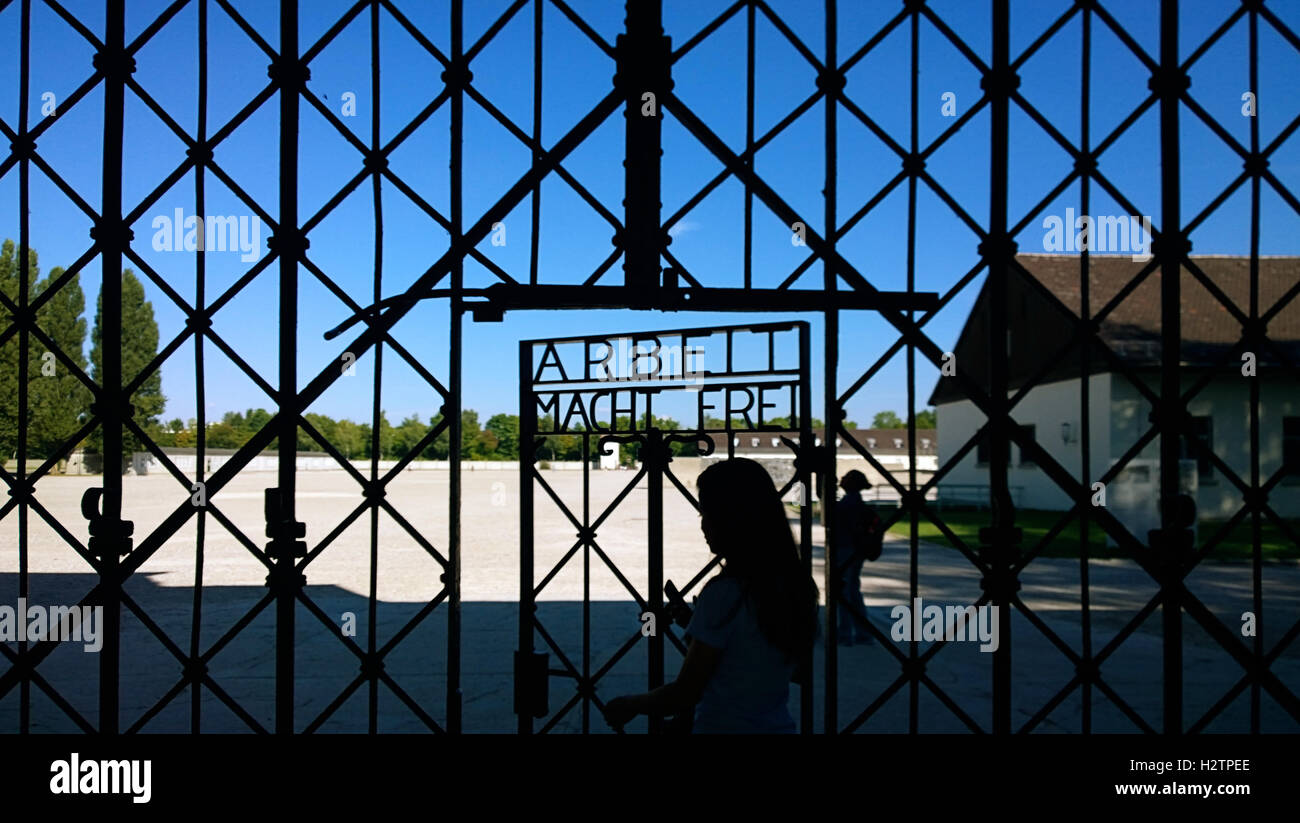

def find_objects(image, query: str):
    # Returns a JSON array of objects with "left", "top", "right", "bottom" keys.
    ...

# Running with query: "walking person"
[
  {"left": 602, "top": 458, "right": 819, "bottom": 734},
  {"left": 832, "top": 470, "right": 883, "bottom": 646}
]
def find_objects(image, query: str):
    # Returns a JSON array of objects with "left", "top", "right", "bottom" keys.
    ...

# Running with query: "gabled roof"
[
  {"left": 929, "top": 254, "right": 1300, "bottom": 406},
  {"left": 703, "top": 428, "right": 936, "bottom": 455}
]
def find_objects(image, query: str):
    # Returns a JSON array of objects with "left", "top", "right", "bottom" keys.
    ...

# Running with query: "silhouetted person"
[
  {"left": 834, "top": 469, "right": 882, "bottom": 646},
  {"left": 602, "top": 458, "right": 819, "bottom": 733}
]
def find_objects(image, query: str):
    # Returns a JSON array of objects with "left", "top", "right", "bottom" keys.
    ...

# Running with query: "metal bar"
[
  {"left": 16, "top": 0, "right": 31, "bottom": 736},
  {"left": 646, "top": 427, "right": 664, "bottom": 734},
  {"left": 907, "top": 0, "right": 921, "bottom": 735},
  {"left": 274, "top": 0, "right": 300, "bottom": 735},
  {"left": 744, "top": 0, "right": 754, "bottom": 290},
  {"left": 367, "top": 0, "right": 383, "bottom": 735},
  {"left": 518, "top": 339, "right": 535, "bottom": 734},
  {"left": 822, "top": 0, "right": 839, "bottom": 737},
  {"left": 1246, "top": 0, "right": 1263, "bottom": 735},
  {"left": 530, "top": 0, "right": 541, "bottom": 286},
  {"left": 332, "top": 286, "right": 936, "bottom": 332},
  {"left": 190, "top": 0, "right": 210, "bottom": 734},
  {"left": 797, "top": 320, "right": 812, "bottom": 732},
  {"left": 986, "top": 0, "right": 1014, "bottom": 736},
  {"left": 1157, "top": 0, "right": 1183, "bottom": 736},
  {"left": 447, "top": 0, "right": 464, "bottom": 735},
  {"left": 97, "top": 0, "right": 127, "bottom": 736},
  {"left": 620, "top": 0, "right": 666, "bottom": 290},
  {"left": 582, "top": 434, "right": 590, "bottom": 733},
  {"left": 1078, "top": 0, "right": 1093, "bottom": 735}
]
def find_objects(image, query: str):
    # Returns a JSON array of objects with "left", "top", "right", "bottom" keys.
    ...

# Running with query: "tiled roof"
[
  {"left": 703, "top": 428, "right": 937, "bottom": 455},
  {"left": 1017, "top": 253, "right": 1299, "bottom": 352},
  {"left": 929, "top": 254, "right": 1300, "bottom": 405}
]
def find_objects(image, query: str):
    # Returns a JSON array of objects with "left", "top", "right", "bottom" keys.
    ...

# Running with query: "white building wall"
[
  {"left": 935, "top": 373, "right": 1111, "bottom": 511},
  {"left": 1109, "top": 373, "right": 1300, "bottom": 519}
]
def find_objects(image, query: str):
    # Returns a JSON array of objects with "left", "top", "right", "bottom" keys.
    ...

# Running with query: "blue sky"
[{"left": 1, "top": 0, "right": 1297, "bottom": 430}]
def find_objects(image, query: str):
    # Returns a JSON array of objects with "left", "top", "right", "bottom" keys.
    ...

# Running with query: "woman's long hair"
[{"left": 696, "top": 458, "right": 819, "bottom": 662}]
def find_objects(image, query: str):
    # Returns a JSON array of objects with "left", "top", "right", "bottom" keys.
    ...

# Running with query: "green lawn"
[{"left": 884, "top": 508, "right": 1300, "bottom": 562}]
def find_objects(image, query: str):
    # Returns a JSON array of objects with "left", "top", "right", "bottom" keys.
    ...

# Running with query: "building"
[
  {"left": 694, "top": 427, "right": 938, "bottom": 503},
  {"left": 930, "top": 254, "right": 1300, "bottom": 537}
]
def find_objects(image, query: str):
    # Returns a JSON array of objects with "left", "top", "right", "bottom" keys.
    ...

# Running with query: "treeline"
[
  {"left": 152, "top": 412, "right": 864, "bottom": 464},
  {"left": 0, "top": 240, "right": 163, "bottom": 460},
  {"left": 871, "top": 410, "right": 936, "bottom": 429},
  {"left": 155, "top": 409, "right": 521, "bottom": 461}
]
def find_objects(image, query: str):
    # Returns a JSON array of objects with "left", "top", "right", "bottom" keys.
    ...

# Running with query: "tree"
[
  {"left": 31, "top": 265, "right": 90, "bottom": 458},
  {"left": 422, "top": 412, "right": 450, "bottom": 459},
  {"left": 89, "top": 269, "right": 165, "bottom": 454},
  {"left": 392, "top": 414, "right": 428, "bottom": 460},
  {"left": 485, "top": 413, "right": 520, "bottom": 460},
  {"left": 911, "top": 409, "right": 937, "bottom": 429},
  {"left": 871, "top": 410, "right": 904, "bottom": 429},
  {"left": 0, "top": 240, "right": 39, "bottom": 458},
  {"left": 468, "top": 427, "right": 499, "bottom": 460},
  {"left": 0, "top": 242, "right": 92, "bottom": 460},
  {"left": 205, "top": 421, "right": 242, "bottom": 449},
  {"left": 460, "top": 410, "right": 481, "bottom": 458},
  {"left": 333, "top": 418, "right": 366, "bottom": 460},
  {"left": 372, "top": 411, "right": 392, "bottom": 458},
  {"left": 300, "top": 412, "right": 335, "bottom": 452},
  {"left": 761, "top": 416, "right": 826, "bottom": 430}
]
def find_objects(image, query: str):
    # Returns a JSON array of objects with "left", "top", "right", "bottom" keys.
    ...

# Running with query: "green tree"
[
  {"left": 485, "top": 413, "right": 519, "bottom": 460},
  {"left": 334, "top": 418, "right": 366, "bottom": 460},
  {"left": 89, "top": 269, "right": 164, "bottom": 453},
  {"left": 30, "top": 265, "right": 90, "bottom": 458},
  {"left": 392, "top": 414, "right": 428, "bottom": 460},
  {"left": 372, "top": 411, "right": 393, "bottom": 458},
  {"left": 299, "top": 412, "right": 336, "bottom": 452},
  {"left": 467, "top": 427, "right": 500, "bottom": 460},
  {"left": 762, "top": 416, "right": 826, "bottom": 430},
  {"left": 460, "top": 410, "right": 481, "bottom": 458},
  {"left": 0, "top": 242, "right": 92, "bottom": 461},
  {"left": 871, "top": 410, "right": 905, "bottom": 429},
  {"left": 911, "top": 408, "right": 937, "bottom": 429},
  {"left": 422, "top": 411, "right": 450, "bottom": 459},
  {"left": 205, "top": 421, "right": 242, "bottom": 449},
  {"left": 0, "top": 241, "right": 38, "bottom": 459}
]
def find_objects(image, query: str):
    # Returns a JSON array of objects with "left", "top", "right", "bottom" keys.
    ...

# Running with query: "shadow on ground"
[{"left": 2, "top": 560, "right": 1298, "bottom": 733}]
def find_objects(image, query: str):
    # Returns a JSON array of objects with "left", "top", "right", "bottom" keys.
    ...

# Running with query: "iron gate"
[
  {"left": 515, "top": 320, "right": 815, "bottom": 733},
  {"left": 0, "top": 0, "right": 1297, "bottom": 734}
]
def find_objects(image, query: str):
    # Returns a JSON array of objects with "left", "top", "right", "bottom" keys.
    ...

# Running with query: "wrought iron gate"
[
  {"left": 1, "top": 0, "right": 1297, "bottom": 735},
  {"left": 515, "top": 320, "right": 815, "bottom": 733}
]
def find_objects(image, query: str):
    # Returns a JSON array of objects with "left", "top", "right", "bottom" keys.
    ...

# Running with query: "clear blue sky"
[{"left": 1, "top": 0, "right": 1296, "bottom": 429}]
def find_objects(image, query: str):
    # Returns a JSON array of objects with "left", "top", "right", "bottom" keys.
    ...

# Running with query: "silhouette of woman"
[{"left": 602, "top": 458, "right": 819, "bottom": 733}]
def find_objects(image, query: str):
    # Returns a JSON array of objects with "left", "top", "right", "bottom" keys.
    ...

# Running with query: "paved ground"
[{"left": 2, "top": 469, "right": 1298, "bottom": 733}]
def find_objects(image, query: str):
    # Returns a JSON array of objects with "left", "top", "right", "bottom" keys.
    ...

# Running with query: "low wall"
[{"left": 127, "top": 453, "right": 599, "bottom": 474}]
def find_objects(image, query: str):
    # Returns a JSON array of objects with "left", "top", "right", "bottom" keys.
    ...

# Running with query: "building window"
[
  {"left": 1179, "top": 416, "right": 1214, "bottom": 482},
  {"left": 866, "top": 437, "right": 876, "bottom": 449},
  {"left": 1284, "top": 418, "right": 1300, "bottom": 480},
  {"left": 1019, "top": 425, "right": 1036, "bottom": 467}
]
